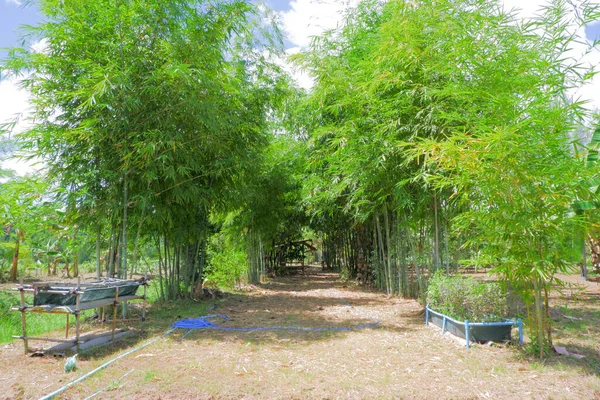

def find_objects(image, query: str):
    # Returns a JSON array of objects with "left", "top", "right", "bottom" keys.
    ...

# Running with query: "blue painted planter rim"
[
  {"left": 426, "top": 306, "right": 518, "bottom": 327},
  {"left": 425, "top": 305, "right": 524, "bottom": 348}
]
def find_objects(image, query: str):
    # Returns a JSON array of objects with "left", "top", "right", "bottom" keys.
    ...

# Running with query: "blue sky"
[
  {"left": 0, "top": 1, "right": 42, "bottom": 59},
  {"left": 2, "top": 0, "right": 600, "bottom": 58},
  {"left": 0, "top": 0, "right": 295, "bottom": 60},
  {"left": 587, "top": 20, "right": 600, "bottom": 41},
  {"left": 2, "top": 0, "right": 600, "bottom": 174}
]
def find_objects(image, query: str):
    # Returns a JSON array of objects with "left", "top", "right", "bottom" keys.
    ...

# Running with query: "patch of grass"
[
  {"left": 143, "top": 370, "right": 156, "bottom": 382},
  {"left": 0, "top": 290, "right": 72, "bottom": 344},
  {"left": 148, "top": 299, "right": 213, "bottom": 322},
  {"left": 145, "top": 282, "right": 163, "bottom": 303},
  {"left": 514, "top": 298, "right": 600, "bottom": 376},
  {"left": 0, "top": 281, "right": 216, "bottom": 346}
]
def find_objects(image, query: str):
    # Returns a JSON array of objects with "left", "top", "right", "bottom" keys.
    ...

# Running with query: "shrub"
[
  {"left": 0, "top": 242, "right": 13, "bottom": 282},
  {"left": 204, "top": 232, "right": 248, "bottom": 289},
  {"left": 427, "top": 271, "right": 508, "bottom": 322},
  {"left": 204, "top": 249, "right": 248, "bottom": 289}
]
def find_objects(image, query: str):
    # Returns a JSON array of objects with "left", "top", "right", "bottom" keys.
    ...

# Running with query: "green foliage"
[
  {"left": 427, "top": 271, "right": 508, "bottom": 323},
  {"left": 0, "top": 176, "right": 60, "bottom": 280},
  {"left": 205, "top": 232, "right": 248, "bottom": 289},
  {"left": 1, "top": 0, "right": 599, "bottom": 363},
  {"left": 400, "top": 0, "right": 600, "bottom": 353},
  {"left": 0, "top": 243, "right": 13, "bottom": 281},
  {"left": 218, "top": 133, "right": 309, "bottom": 281},
  {"left": 2, "top": 0, "right": 291, "bottom": 298},
  {"left": 294, "top": 0, "right": 600, "bottom": 352}
]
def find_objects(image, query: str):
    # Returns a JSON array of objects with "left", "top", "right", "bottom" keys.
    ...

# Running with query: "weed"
[{"left": 143, "top": 370, "right": 156, "bottom": 382}]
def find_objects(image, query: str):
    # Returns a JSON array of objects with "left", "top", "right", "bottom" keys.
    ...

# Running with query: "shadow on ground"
[
  {"left": 542, "top": 303, "right": 600, "bottom": 376},
  {"left": 74, "top": 269, "right": 406, "bottom": 360}
]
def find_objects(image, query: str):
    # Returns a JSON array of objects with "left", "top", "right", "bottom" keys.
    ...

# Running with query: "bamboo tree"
[{"left": 3, "top": 0, "right": 289, "bottom": 299}]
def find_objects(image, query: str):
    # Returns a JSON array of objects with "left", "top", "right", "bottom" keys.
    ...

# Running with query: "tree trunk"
[
  {"left": 130, "top": 212, "right": 144, "bottom": 279},
  {"left": 433, "top": 192, "right": 440, "bottom": 272},
  {"left": 96, "top": 225, "right": 101, "bottom": 280},
  {"left": 121, "top": 175, "right": 128, "bottom": 281},
  {"left": 383, "top": 206, "right": 393, "bottom": 295},
  {"left": 533, "top": 278, "right": 546, "bottom": 358},
  {"left": 156, "top": 235, "right": 165, "bottom": 301},
  {"left": 587, "top": 234, "right": 600, "bottom": 274},
  {"left": 544, "top": 284, "right": 552, "bottom": 347},
  {"left": 10, "top": 230, "right": 22, "bottom": 281},
  {"left": 73, "top": 250, "right": 79, "bottom": 277}
]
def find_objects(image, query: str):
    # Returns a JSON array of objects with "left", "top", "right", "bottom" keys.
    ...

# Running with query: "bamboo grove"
[{"left": 2, "top": 0, "right": 600, "bottom": 355}]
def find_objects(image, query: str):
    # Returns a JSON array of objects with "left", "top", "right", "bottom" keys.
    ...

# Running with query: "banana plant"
[
  {"left": 33, "top": 239, "right": 61, "bottom": 276},
  {"left": 573, "top": 121, "right": 600, "bottom": 278},
  {"left": 0, "top": 178, "right": 46, "bottom": 281}
]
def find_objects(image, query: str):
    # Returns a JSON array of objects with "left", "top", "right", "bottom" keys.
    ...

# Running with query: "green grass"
[
  {"left": 143, "top": 370, "right": 157, "bottom": 382},
  {"left": 0, "top": 282, "right": 213, "bottom": 345},
  {"left": 0, "top": 290, "right": 73, "bottom": 344}
]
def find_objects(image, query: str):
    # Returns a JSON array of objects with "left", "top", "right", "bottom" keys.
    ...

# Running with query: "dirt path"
[{"left": 1, "top": 268, "right": 600, "bottom": 399}]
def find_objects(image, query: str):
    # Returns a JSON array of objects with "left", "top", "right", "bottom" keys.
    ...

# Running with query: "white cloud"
[
  {"left": 501, "top": 0, "right": 547, "bottom": 19},
  {"left": 282, "top": 47, "right": 314, "bottom": 90},
  {"left": 0, "top": 76, "right": 31, "bottom": 135},
  {"left": 0, "top": 38, "right": 47, "bottom": 134},
  {"left": 501, "top": 0, "right": 600, "bottom": 112},
  {"left": 0, "top": 39, "right": 48, "bottom": 175},
  {"left": 4, "top": 0, "right": 22, "bottom": 6},
  {"left": 279, "top": 0, "right": 359, "bottom": 90},
  {"left": 280, "top": 0, "right": 358, "bottom": 49},
  {"left": 0, "top": 75, "right": 37, "bottom": 175},
  {"left": 30, "top": 38, "right": 49, "bottom": 55}
]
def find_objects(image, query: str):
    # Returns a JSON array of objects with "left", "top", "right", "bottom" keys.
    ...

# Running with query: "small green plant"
[
  {"left": 427, "top": 271, "right": 508, "bottom": 322},
  {"left": 143, "top": 371, "right": 156, "bottom": 382}
]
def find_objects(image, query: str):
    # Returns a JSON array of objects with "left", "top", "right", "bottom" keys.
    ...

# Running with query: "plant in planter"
[{"left": 426, "top": 271, "right": 522, "bottom": 347}]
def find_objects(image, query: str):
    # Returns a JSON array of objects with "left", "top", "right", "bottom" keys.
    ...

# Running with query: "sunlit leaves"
[{"left": 3, "top": 0, "right": 289, "bottom": 240}]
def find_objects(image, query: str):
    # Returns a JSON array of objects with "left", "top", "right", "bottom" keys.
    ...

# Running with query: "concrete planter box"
[{"left": 426, "top": 306, "right": 523, "bottom": 348}]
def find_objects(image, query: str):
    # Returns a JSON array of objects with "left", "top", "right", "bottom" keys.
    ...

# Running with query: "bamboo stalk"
[
  {"left": 375, "top": 213, "right": 389, "bottom": 294},
  {"left": 75, "top": 276, "right": 81, "bottom": 353},
  {"left": 443, "top": 199, "right": 450, "bottom": 274},
  {"left": 112, "top": 287, "right": 119, "bottom": 341},
  {"left": 155, "top": 235, "right": 165, "bottom": 301},
  {"left": 533, "top": 278, "right": 545, "bottom": 358},
  {"left": 384, "top": 206, "right": 393, "bottom": 295},
  {"left": 141, "top": 282, "right": 147, "bottom": 334},
  {"left": 16, "top": 288, "right": 79, "bottom": 294},
  {"left": 19, "top": 277, "right": 28, "bottom": 354},
  {"left": 10, "top": 231, "right": 21, "bottom": 281},
  {"left": 11, "top": 307, "right": 70, "bottom": 315},
  {"left": 130, "top": 208, "right": 145, "bottom": 279},
  {"left": 582, "top": 232, "right": 588, "bottom": 280},
  {"left": 433, "top": 192, "right": 440, "bottom": 272},
  {"left": 544, "top": 284, "right": 552, "bottom": 346},
  {"left": 96, "top": 224, "right": 101, "bottom": 280},
  {"left": 12, "top": 336, "right": 80, "bottom": 344}
]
